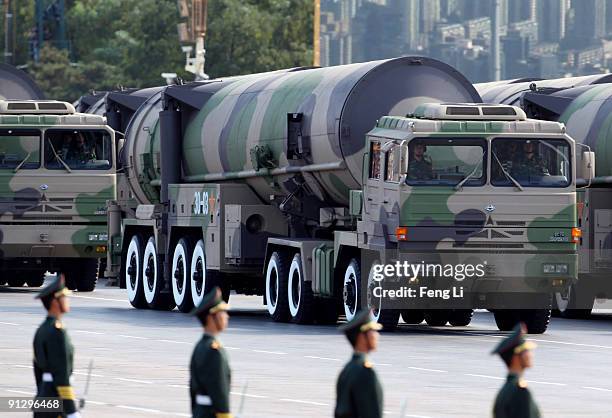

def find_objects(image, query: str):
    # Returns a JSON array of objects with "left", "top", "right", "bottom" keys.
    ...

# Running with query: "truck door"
[
  {"left": 382, "top": 143, "right": 401, "bottom": 232},
  {"left": 364, "top": 140, "right": 383, "bottom": 222}
]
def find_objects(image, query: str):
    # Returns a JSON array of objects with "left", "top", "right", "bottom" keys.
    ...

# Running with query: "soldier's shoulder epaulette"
[
  {"left": 54, "top": 320, "right": 63, "bottom": 330},
  {"left": 363, "top": 360, "right": 373, "bottom": 369},
  {"left": 518, "top": 378, "right": 528, "bottom": 389},
  {"left": 210, "top": 340, "right": 221, "bottom": 350}
]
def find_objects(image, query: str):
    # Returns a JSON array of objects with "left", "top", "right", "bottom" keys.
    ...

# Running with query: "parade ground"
[{"left": 1, "top": 277, "right": 612, "bottom": 418}]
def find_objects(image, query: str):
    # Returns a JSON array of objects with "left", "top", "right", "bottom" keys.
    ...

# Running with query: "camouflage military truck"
[
  {"left": 105, "top": 57, "right": 578, "bottom": 333},
  {"left": 515, "top": 83, "right": 612, "bottom": 318},
  {"left": 476, "top": 79, "right": 612, "bottom": 319},
  {"left": 0, "top": 100, "right": 116, "bottom": 290}
]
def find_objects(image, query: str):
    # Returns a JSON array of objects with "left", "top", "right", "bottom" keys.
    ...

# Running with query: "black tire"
[
  {"left": 142, "top": 236, "right": 175, "bottom": 311},
  {"left": 6, "top": 278, "right": 26, "bottom": 287},
  {"left": 172, "top": 237, "right": 194, "bottom": 313},
  {"left": 287, "top": 253, "right": 315, "bottom": 324},
  {"left": 76, "top": 259, "right": 98, "bottom": 292},
  {"left": 521, "top": 309, "right": 551, "bottom": 334},
  {"left": 124, "top": 234, "right": 148, "bottom": 309},
  {"left": 401, "top": 309, "right": 425, "bottom": 324},
  {"left": 493, "top": 310, "right": 520, "bottom": 331},
  {"left": 554, "top": 284, "right": 594, "bottom": 319},
  {"left": 448, "top": 309, "right": 474, "bottom": 327},
  {"left": 265, "top": 251, "right": 290, "bottom": 322},
  {"left": 424, "top": 310, "right": 450, "bottom": 326},
  {"left": 377, "top": 310, "right": 400, "bottom": 331},
  {"left": 342, "top": 258, "right": 362, "bottom": 321},
  {"left": 25, "top": 271, "right": 46, "bottom": 288}
]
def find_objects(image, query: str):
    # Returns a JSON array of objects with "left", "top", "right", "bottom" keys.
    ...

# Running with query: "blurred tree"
[
  {"left": 205, "top": 0, "right": 313, "bottom": 77},
  {"left": 3, "top": 0, "right": 313, "bottom": 100}
]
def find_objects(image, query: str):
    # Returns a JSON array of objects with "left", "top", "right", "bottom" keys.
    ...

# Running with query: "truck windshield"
[
  {"left": 406, "top": 138, "right": 486, "bottom": 187},
  {"left": 0, "top": 130, "right": 40, "bottom": 170},
  {"left": 491, "top": 138, "right": 571, "bottom": 188},
  {"left": 45, "top": 129, "right": 112, "bottom": 170}
]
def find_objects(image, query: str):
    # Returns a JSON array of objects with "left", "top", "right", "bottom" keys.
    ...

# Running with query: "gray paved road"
[{"left": 1, "top": 278, "right": 612, "bottom": 418}]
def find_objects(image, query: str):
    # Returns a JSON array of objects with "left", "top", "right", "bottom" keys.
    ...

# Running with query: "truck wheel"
[
  {"left": 424, "top": 310, "right": 450, "bottom": 326},
  {"left": 25, "top": 271, "right": 45, "bottom": 288},
  {"left": 265, "top": 251, "right": 290, "bottom": 322},
  {"left": 520, "top": 309, "right": 551, "bottom": 334},
  {"left": 125, "top": 234, "right": 147, "bottom": 309},
  {"left": 190, "top": 239, "right": 220, "bottom": 308},
  {"left": 287, "top": 253, "right": 315, "bottom": 324},
  {"left": 343, "top": 259, "right": 361, "bottom": 321},
  {"left": 75, "top": 259, "right": 98, "bottom": 292},
  {"left": 365, "top": 263, "right": 399, "bottom": 331},
  {"left": 6, "top": 278, "right": 26, "bottom": 287},
  {"left": 554, "top": 284, "right": 594, "bottom": 319},
  {"left": 143, "top": 237, "right": 175, "bottom": 311},
  {"left": 172, "top": 238, "right": 194, "bottom": 313},
  {"left": 401, "top": 310, "right": 425, "bottom": 324},
  {"left": 493, "top": 310, "right": 520, "bottom": 331},
  {"left": 448, "top": 309, "right": 474, "bottom": 327}
]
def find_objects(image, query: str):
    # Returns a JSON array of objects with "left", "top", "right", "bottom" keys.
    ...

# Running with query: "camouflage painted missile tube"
[
  {"left": 0, "top": 63, "right": 44, "bottom": 100},
  {"left": 123, "top": 57, "right": 481, "bottom": 206},
  {"left": 475, "top": 74, "right": 612, "bottom": 107}
]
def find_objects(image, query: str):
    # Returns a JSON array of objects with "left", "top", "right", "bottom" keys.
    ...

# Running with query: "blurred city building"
[{"left": 319, "top": 0, "right": 612, "bottom": 81}]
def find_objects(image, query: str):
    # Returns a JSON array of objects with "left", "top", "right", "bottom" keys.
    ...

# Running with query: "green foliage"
[{"left": 2, "top": 0, "right": 314, "bottom": 100}]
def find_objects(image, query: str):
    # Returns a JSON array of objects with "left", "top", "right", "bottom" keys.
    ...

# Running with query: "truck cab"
[
  {"left": 346, "top": 103, "right": 578, "bottom": 332},
  {"left": 0, "top": 100, "right": 116, "bottom": 290}
]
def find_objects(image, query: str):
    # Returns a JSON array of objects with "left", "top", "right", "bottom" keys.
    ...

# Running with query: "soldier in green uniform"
[
  {"left": 335, "top": 310, "right": 383, "bottom": 418},
  {"left": 33, "top": 275, "right": 81, "bottom": 418},
  {"left": 511, "top": 141, "right": 549, "bottom": 179},
  {"left": 408, "top": 142, "right": 433, "bottom": 180},
  {"left": 190, "top": 287, "right": 233, "bottom": 418},
  {"left": 492, "top": 322, "right": 541, "bottom": 418}
]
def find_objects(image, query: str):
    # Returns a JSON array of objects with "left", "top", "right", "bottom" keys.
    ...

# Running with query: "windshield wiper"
[
  {"left": 13, "top": 152, "right": 31, "bottom": 173},
  {"left": 454, "top": 162, "right": 482, "bottom": 191},
  {"left": 492, "top": 151, "right": 523, "bottom": 191},
  {"left": 47, "top": 138, "right": 72, "bottom": 173}
]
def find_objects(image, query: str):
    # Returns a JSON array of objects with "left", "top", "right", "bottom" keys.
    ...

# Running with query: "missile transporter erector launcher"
[
  {"left": 0, "top": 100, "right": 117, "bottom": 290},
  {"left": 106, "top": 57, "right": 577, "bottom": 333}
]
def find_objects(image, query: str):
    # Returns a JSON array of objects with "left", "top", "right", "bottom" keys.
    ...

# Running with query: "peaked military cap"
[
  {"left": 340, "top": 309, "right": 382, "bottom": 342},
  {"left": 35, "top": 275, "right": 71, "bottom": 300},
  {"left": 491, "top": 322, "right": 537, "bottom": 358},
  {"left": 191, "top": 286, "right": 229, "bottom": 317}
]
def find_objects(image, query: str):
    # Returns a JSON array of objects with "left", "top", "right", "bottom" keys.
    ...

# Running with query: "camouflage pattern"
[
  {"left": 0, "top": 101, "right": 116, "bottom": 284},
  {"left": 357, "top": 105, "right": 577, "bottom": 309},
  {"left": 0, "top": 63, "right": 45, "bottom": 100},
  {"left": 475, "top": 74, "right": 612, "bottom": 107},
  {"left": 122, "top": 57, "right": 479, "bottom": 207}
]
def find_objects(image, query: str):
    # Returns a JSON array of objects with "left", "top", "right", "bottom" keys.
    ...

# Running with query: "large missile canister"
[
  {"left": 476, "top": 74, "right": 612, "bottom": 106},
  {"left": 0, "top": 63, "right": 44, "bottom": 99},
  {"left": 522, "top": 84, "right": 612, "bottom": 177},
  {"left": 124, "top": 57, "right": 481, "bottom": 205}
]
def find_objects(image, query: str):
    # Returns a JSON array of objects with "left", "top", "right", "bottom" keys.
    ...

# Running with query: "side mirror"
[{"left": 580, "top": 151, "right": 595, "bottom": 182}]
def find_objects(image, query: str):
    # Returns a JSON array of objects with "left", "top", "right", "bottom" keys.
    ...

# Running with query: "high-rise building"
[
  {"left": 572, "top": 0, "right": 606, "bottom": 46},
  {"left": 508, "top": 0, "right": 536, "bottom": 23},
  {"left": 537, "top": 0, "right": 569, "bottom": 43},
  {"left": 420, "top": 0, "right": 441, "bottom": 34},
  {"left": 390, "top": 0, "right": 420, "bottom": 51}
]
